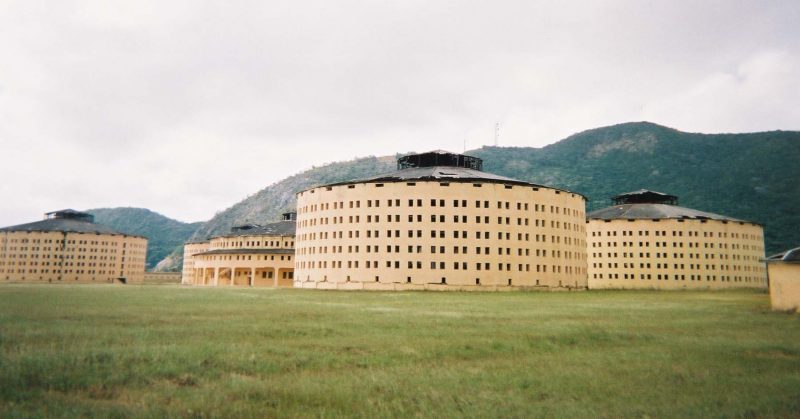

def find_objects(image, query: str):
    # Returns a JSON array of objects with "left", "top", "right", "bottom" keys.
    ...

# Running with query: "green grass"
[{"left": 1, "top": 285, "right": 799, "bottom": 418}]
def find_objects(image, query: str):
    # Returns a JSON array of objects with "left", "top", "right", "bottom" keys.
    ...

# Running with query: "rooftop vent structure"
[
  {"left": 45, "top": 209, "right": 94, "bottom": 223},
  {"left": 230, "top": 224, "right": 262, "bottom": 234},
  {"left": 397, "top": 150, "right": 482, "bottom": 171},
  {"left": 611, "top": 190, "right": 678, "bottom": 206}
]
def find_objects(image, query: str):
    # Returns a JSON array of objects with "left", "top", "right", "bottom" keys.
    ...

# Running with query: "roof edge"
[
  {"left": 194, "top": 248, "right": 295, "bottom": 256},
  {"left": 0, "top": 226, "right": 148, "bottom": 239},
  {"left": 586, "top": 214, "right": 762, "bottom": 227},
  {"left": 298, "top": 177, "right": 586, "bottom": 200}
]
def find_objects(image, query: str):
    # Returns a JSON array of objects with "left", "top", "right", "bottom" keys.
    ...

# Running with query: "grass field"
[{"left": 1, "top": 285, "right": 799, "bottom": 418}]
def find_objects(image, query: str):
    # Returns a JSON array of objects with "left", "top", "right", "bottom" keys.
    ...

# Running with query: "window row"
[
  {"left": 592, "top": 261, "right": 762, "bottom": 270},
  {"left": 299, "top": 215, "right": 584, "bottom": 231},
  {"left": 298, "top": 245, "right": 584, "bottom": 259},
  {"left": 592, "top": 273, "right": 765, "bottom": 282},
  {"left": 299, "top": 230, "right": 584, "bottom": 244},
  {"left": 300, "top": 198, "right": 581, "bottom": 216},
  {"left": 297, "top": 260, "right": 584, "bottom": 274},
  {"left": 592, "top": 230, "right": 762, "bottom": 240},
  {"left": 591, "top": 241, "right": 763, "bottom": 250},
  {"left": 591, "top": 252, "right": 764, "bottom": 261}
]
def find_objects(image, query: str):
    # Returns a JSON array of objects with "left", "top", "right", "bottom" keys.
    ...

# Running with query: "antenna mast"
[{"left": 494, "top": 122, "right": 499, "bottom": 146}]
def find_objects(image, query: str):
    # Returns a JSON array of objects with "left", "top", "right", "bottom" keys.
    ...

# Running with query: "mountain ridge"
[
  {"left": 160, "top": 121, "right": 799, "bottom": 271},
  {"left": 87, "top": 207, "right": 203, "bottom": 271}
]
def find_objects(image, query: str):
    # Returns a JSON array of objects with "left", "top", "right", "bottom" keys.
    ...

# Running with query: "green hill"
[
  {"left": 188, "top": 155, "right": 398, "bottom": 240},
  {"left": 87, "top": 208, "right": 203, "bottom": 271},
  {"left": 189, "top": 122, "right": 800, "bottom": 254},
  {"left": 472, "top": 122, "right": 800, "bottom": 252}
]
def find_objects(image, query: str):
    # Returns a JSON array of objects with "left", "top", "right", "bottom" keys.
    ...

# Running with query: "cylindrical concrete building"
[
  {"left": 0, "top": 209, "right": 148, "bottom": 283},
  {"left": 294, "top": 151, "right": 587, "bottom": 291},
  {"left": 586, "top": 190, "right": 767, "bottom": 289}
]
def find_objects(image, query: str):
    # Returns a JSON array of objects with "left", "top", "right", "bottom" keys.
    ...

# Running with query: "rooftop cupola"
[
  {"left": 397, "top": 150, "right": 483, "bottom": 171},
  {"left": 45, "top": 209, "right": 94, "bottom": 223},
  {"left": 230, "top": 224, "right": 262, "bottom": 234},
  {"left": 611, "top": 190, "right": 678, "bottom": 206}
]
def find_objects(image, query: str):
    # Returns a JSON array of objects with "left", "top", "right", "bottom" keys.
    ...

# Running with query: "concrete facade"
[
  {"left": 767, "top": 248, "right": 800, "bottom": 312},
  {"left": 586, "top": 191, "right": 766, "bottom": 290},
  {"left": 181, "top": 217, "right": 295, "bottom": 287},
  {"left": 0, "top": 210, "right": 147, "bottom": 284},
  {"left": 181, "top": 241, "right": 210, "bottom": 284},
  {"left": 142, "top": 272, "right": 182, "bottom": 284},
  {"left": 294, "top": 151, "right": 587, "bottom": 291}
]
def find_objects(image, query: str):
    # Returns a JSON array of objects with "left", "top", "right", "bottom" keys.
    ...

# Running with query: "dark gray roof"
[
  {"left": 613, "top": 189, "right": 674, "bottom": 199},
  {"left": 320, "top": 165, "right": 583, "bottom": 196},
  {"left": 397, "top": 151, "right": 483, "bottom": 171},
  {"left": 46, "top": 208, "right": 90, "bottom": 217},
  {"left": 363, "top": 166, "right": 517, "bottom": 182},
  {"left": 220, "top": 220, "right": 295, "bottom": 238},
  {"left": 766, "top": 247, "right": 800, "bottom": 263},
  {"left": 611, "top": 189, "right": 678, "bottom": 205},
  {"left": 588, "top": 203, "right": 755, "bottom": 224},
  {"left": 0, "top": 217, "right": 144, "bottom": 238},
  {"left": 194, "top": 248, "right": 294, "bottom": 256}
]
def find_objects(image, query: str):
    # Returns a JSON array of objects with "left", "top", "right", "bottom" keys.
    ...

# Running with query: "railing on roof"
[
  {"left": 45, "top": 210, "right": 94, "bottom": 223},
  {"left": 611, "top": 190, "right": 678, "bottom": 206},
  {"left": 397, "top": 151, "right": 483, "bottom": 170}
]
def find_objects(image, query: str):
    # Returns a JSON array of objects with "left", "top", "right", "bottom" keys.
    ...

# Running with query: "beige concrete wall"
[
  {"left": 142, "top": 272, "right": 182, "bottom": 284},
  {"left": 768, "top": 263, "right": 800, "bottom": 311},
  {"left": 181, "top": 242, "right": 209, "bottom": 284},
  {"left": 210, "top": 235, "right": 293, "bottom": 250},
  {"left": 586, "top": 218, "right": 766, "bottom": 289},
  {"left": 295, "top": 180, "right": 587, "bottom": 290},
  {"left": 190, "top": 251, "right": 294, "bottom": 287},
  {"left": 0, "top": 230, "right": 147, "bottom": 284},
  {"left": 181, "top": 232, "right": 295, "bottom": 287}
]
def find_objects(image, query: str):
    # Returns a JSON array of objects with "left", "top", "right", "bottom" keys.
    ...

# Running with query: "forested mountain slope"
[
  {"left": 88, "top": 207, "right": 202, "bottom": 271},
  {"left": 187, "top": 122, "right": 799, "bottom": 260}
]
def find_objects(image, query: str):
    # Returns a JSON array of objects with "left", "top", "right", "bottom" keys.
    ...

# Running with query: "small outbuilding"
[{"left": 767, "top": 247, "right": 800, "bottom": 312}]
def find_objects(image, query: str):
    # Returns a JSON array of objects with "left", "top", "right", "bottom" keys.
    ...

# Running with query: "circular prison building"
[
  {"left": 586, "top": 190, "right": 767, "bottom": 289},
  {"left": 294, "top": 150, "right": 587, "bottom": 290}
]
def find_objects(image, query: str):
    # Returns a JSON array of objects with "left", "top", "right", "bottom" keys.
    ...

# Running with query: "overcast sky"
[{"left": 1, "top": 0, "right": 798, "bottom": 226}]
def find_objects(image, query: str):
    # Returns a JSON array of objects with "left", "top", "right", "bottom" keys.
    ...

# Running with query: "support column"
[
  {"left": 250, "top": 267, "right": 255, "bottom": 287},
  {"left": 273, "top": 268, "right": 278, "bottom": 287},
  {"left": 213, "top": 267, "right": 219, "bottom": 286},
  {"left": 230, "top": 267, "right": 235, "bottom": 286}
]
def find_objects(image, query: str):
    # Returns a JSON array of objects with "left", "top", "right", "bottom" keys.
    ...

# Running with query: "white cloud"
[
  {"left": 643, "top": 50, "right": 800, "bottom": 133},
  {"left": 0, "top": 0, "right": 798, "bottom": 225}
]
